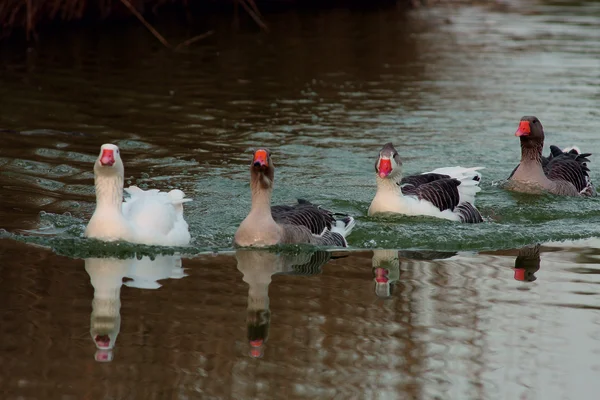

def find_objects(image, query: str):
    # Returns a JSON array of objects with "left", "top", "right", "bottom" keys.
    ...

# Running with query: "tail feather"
[
  {"left": 331, "top": 216, "right": 356, "bottom": 238},
  {"left": 455, "top": 202, "right": 483, "bottom": 224},
  {"left": 456, "top": 174, "right": 482, "bottom": 205},
  {"left": 317, "top": 216, "right": 355, "bottom": 247},
  {"left": 168, "top": 189, "right": 193, "bottom": 205},
  {"left": 562, "top": 145, "right": 582, "bottom": 155},
  {"left": 426, "top": 166, "right": 484, "bottom": 180}
]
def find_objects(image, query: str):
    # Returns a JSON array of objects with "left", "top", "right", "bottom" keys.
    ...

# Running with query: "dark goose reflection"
[
  {"left": 513, "top": 244, "right": 541, "bottom": 282},
  {"left": 235, "top": 249, "right": 335, "bottom": 358},
  {"left": 84, "top": 254, "right": 187, "bottom": 362}
]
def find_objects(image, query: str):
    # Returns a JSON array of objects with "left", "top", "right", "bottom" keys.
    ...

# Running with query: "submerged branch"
[
  {"left": 118, "top": 0, "right": 172, "bottom": 48},
  {"left": 238, "top": 0, "right": 269, "bottom": 32},
  {"left": 174, "top": 30, "right": 215, "bottom": 51}
]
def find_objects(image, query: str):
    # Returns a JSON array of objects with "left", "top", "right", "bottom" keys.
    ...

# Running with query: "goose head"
[
  {"left": 515, "top": 116, "right": 544, "bottom": 149},
  {"left": 513, "top": 244, "right": 541, "bottom": 282},
  {"left": 250, "top": 148, "right": 275, "bottom": 189},
  {"left": 247, "top": 309, "right": 271, "bottom": 358},
  {"left": 372, "top": 249, "right": 400, "bottom": 299},
  {"left": 375, "top": 142, "right": 402, "bottom": 180},
  {"left": 94, "top": 143, "right": 125, "bottom": 178}
]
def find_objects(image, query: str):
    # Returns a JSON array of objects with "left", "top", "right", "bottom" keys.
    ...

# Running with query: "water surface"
[
  {"left": 1, "top": 239, "right": 600, "bottom": 399},
  {"left": 1, "top": 0, "right": 600, "bottom": 398},
  {"left": 1, "top": 0, "right": 600, "bottom": 251}
]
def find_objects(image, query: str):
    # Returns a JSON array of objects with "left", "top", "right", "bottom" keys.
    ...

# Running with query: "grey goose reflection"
[{"left": 235, "top": 249, "right": 336, "bottom": 358}]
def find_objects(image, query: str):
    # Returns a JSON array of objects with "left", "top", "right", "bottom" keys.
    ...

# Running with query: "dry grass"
[
  {"left": 0, "top": 0, "right": 274, "bottom": 41},
  {"left": 0, "top": 0, "right": 423, "bottom": 43}
]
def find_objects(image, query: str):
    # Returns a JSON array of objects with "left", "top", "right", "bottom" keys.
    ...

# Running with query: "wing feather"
[{"left": 403, "top": 178, "right": 461, "bottom": 212}]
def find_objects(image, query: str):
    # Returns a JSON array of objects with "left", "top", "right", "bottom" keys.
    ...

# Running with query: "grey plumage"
[
  {"left": 272, "top": 199, "right": 337, "bottom": 236},
  {"left": 234, "top": 148, "right": 355, "bottom": 247},
  {"left": 508, "top": 116, "right": 595, "bottom": 196},
  {"left": 401, "top": 174, "right": 483, "bottom": 223}
]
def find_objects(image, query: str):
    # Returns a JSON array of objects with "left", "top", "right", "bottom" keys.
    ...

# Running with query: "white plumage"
[{"left": 85, "top": 144, "right": 192, "bottom": 246}]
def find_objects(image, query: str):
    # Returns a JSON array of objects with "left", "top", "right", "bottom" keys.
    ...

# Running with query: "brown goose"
[
  {"left": 234, "top": 148, "right": 355, "bottom": 247},
  {"left": 507, "top": 116, "right": 595, "bottom": 196}
]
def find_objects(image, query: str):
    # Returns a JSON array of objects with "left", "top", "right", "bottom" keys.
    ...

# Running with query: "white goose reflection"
[
  {"left": 235, "top": 249, "right": 335, "bottom": 358},
  {"left": 84, "top": 255, "right": 187, "bottom": 362},
  {"left": 371, "top": 250, "right": 458, "bottom": 299}
]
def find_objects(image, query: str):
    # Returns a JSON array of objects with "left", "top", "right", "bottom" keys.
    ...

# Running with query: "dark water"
[
  {"left": 1, "top": 0, "right": 600, "bottom": 398},
  {"left": 2, "top": 240, "right": 600, "bottom": 399}
]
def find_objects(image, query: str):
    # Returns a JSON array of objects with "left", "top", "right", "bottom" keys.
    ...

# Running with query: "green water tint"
[
  {"left": 1, "top": 1, "right": 600, "bottom": 254},
  {"left": 3, "top": 181, "right": 600, "bottom": 256}
]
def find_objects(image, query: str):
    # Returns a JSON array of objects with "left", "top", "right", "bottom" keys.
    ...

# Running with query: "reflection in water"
[
  {"left": 2, "top": 239, "right": 600, "bottom": 398},
  {"left": 513, "top": 244, "right": 541, "bottom": 282},
  {"left": 235, "top": 249, "right": 334, "bottom": 358},
  {"left": 84, "top": 255, "right": 187, "bottom": 362},
  {"left": 372, "top": 249, "right": 400, "bottom": 299},
  {"left": 372, "top": 249, "right": 458, "bottom": 298}
]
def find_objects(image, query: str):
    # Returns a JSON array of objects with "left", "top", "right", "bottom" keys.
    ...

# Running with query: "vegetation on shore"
[{"left": 0, "top": 0, "right": 415, "bottom": 43}]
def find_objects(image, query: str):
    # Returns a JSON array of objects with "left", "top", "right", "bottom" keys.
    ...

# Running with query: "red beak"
[
  {"left": 378, "top": 158, "right": 392, "bottom": 178},
  {"left": 249, "top": 339, "right": 264, "bottom": 358},
  {"left": 95, "top": 334, "right": 111, "bottom": 349},
  {"left": 374, "top": 267, "right": 389, "bottom": 283},
  {"left": 100, "top": 149, "right": 115, "bottom": 166},
  {"left": 515, "top": 121, "right": 531, "bottom": 137},
  {"left": 253, "top": 149, "right": 268, "bottom": 168},
  {"left": 513, "top": 268, "right": 526, "bottom": 281}
]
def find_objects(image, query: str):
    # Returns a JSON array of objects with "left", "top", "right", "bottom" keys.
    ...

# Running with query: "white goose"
[
  {"left": 368, "top": 142, "right": 484, "bottom": 223},
  {"left": 85, "top": 144, "right": 192, "bottom": 246}
]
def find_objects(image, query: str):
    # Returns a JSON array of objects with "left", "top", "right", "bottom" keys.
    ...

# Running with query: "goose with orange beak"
[
  {"left": 506, "top": 116, "right": 595, "bottom": 196},
  {"left": 85, "top": 144, "right": 192, "bottom": 245},
  {"left": 369, "top": 142, "right": 484, "bottom": 223},
  {"left": 234, "top": 148, "right": 355, "bottom": 247}
]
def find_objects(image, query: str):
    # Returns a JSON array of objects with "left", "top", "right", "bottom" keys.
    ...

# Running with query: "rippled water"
[
  {"left": 2, "top": 239, "right": 600, "bottom": 399},
  {"left": 1, "top": 0, "right": 600, "bottom": 398}
]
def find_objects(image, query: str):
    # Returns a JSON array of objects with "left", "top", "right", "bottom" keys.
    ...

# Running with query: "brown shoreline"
[{"left": 0, "top": 0, "right": 416, "bottom": 42}]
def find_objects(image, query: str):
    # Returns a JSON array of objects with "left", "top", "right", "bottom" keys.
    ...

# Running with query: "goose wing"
[
  {"left": 545, "top": 145, "right": 592, "bottom": 193},
  {"left": 271, "top": 199, "right": 335, "bottom": 235},
  {"left": 400, "top": 173, "right": 450, "bottom": 189},
  {"left": 401, "top": 178, "right": 461, "bottom": 212}
]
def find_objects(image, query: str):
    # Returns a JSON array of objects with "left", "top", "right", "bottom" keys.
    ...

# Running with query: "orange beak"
[
  {"left": 374, "top": 268, "right": 389, "bottom": 283},
  {"left": 249, "top": 339, "right": 264, "bottom": 358},
  {"left": 378, "top": 158, "right": 392, "bottom": 178},
  {"left": 513, "top": 268, "right": 526, "bottom": 281},
  {"left": 100, "top": 149, "right": 115, "bottom": 166},
  {"left": 515, "top": 121, "right": 531, "bottom": 137},
  {"left": 253, "top": 149, "right": 268, "bottom": 168}
]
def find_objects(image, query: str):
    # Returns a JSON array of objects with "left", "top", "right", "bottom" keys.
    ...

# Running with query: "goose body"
[
  {"left": 85, "top": 144, "right": 192, "bottom": 246},
  {"left": 234, "top": 149, "right": 355, "bottom": 247},
  {"left": 368, "top": 143, "right": 484, "bottom": 223},
  {"left": 506, "top": 116, "right": 595, "bottom": 196}
]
